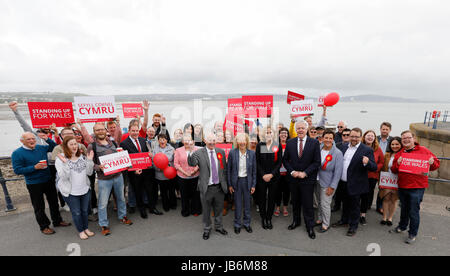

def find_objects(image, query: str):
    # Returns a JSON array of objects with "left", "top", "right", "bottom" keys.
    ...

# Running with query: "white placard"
[
  {"left": 290, "top": 99, "right": 315, "bottom": 117},
  {"left": 74, "top": 96, "right": 116, "bottom": 123},
  {"left": 99, "top": 150, "right": 132, "bottom": 176},
  {"left": 379, "top": 171, "right": 399, "bottom": 190}
]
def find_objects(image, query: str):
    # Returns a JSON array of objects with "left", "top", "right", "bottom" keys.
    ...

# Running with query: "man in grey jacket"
[{"left": 188, "top": 132, "right": 228, "bottom": 240}]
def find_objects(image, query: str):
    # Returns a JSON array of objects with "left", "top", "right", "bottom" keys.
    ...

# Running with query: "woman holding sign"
[
  {"left": 379, "top": 137, "right": 402, "bottom": 226},
  {"left": 390, "top": 131, "right": 440, "bottom": 244},
  {"left": 256, "top": 126, "right": 282, "bottom": 230}
]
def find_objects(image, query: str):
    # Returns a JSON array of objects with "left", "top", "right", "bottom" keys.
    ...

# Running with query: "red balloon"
[
  {"left": 153, "top": 153, "right": 169, "bottom": 170},
  {"left": 163, "top": 166, "right": 177, "bottom": 179},
  {"left": 324, "top": 92, "right": 340, "bottom": 107}
]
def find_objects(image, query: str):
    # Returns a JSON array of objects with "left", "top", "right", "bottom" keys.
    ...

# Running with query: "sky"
[{"left": 0, "top": 0, "right": 449, "bottom": 100}]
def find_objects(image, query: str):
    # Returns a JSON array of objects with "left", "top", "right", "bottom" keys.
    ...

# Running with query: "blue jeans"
[
  {"left": 398, "top": 188, "right": 425, "bottom": 237},
  {"left": 98, "top": 175, "right": 127, "bottom": 227},
  {"left": 63, "top": 191, "right": 91, "bottom": 233}
]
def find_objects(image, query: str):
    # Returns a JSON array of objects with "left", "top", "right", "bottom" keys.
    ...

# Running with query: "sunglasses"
[
  {"left": 338, "top": 126, "right": 344, "bottom": 128},
  {"left": 342, "top": 134, "right": 350, "bottom": 137}
]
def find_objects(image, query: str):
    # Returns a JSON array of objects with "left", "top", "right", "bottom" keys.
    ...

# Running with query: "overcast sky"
[{"left": 0, "top": 0, "right": 449, "bottom": 100}]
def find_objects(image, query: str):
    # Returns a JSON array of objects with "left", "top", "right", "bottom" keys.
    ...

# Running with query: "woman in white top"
[
  {"left": 55, "top": 136, "right": 95, "bottom": 240},
  {"left": 379, "top": 137, "right": 402, "bottom": 226}
]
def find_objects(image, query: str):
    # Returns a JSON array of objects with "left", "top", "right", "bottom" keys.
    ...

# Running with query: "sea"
[{"left": 1, "top": 100, "right": 449, "bottom": 157}]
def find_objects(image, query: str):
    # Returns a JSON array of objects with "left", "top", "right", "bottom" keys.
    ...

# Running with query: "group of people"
[{"left": 10, "top": 101, "right": 440, "bottom": 245}]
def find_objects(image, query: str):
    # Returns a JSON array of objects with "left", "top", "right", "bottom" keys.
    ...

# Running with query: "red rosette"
[
  {"left": 322, "top": 154, "right": 333, "bottom": 170},
  {"left": 273, "top": 146, "right": 279, "bottom": 162},
  {"left": 217, "top": 152, "right": 224, "bottom": 169}
]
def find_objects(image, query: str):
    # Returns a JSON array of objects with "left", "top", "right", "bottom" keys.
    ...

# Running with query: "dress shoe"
[
  {"left": 261, "top": 219, "right": 267, "bottom": 230},
  {"left": 140, "top": 209, "right": 148, "bottom": 219},
  {"left": 203, "top": 232, "right": 210, "bottom": 240},
  {"left": 128, "top": 207, "right": 136, "bottom": 214},
  {"left": 307, "top": 228, "right": 316, "bottom": 239},
  {"left": 244, "top": 225, "right": 253, "bottom": 233},
  {"left": 234, "top": 227, "right": 241, "bottom": 234},
  {"left": 331, "top": 221, "right": 348, "bottom": 228},
  {"left": 150, "top": 208, "right": 163, "bottom": 215},
  {"left": 266, "top": 219, "right": 273, "bottom": 230},
  {"left": 347, "top": 229, "right": 357, "bottom": 237},
  {"left": 288, "top": 222, "right": 301, "bottom": 230},
  {"left": 215, "top": 228, "right": 228, "bottom": 235}
]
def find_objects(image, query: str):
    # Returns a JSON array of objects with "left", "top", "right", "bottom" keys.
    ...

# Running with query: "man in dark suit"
[
  {"left": 227, "top": 133, "right": 257, "bottom": 234},
  {"left": 333, "top": 128, "right": 377, "bottom": 236},
  {"left": 121, "top": 124, "right": 163, "bottom": 219},
  {"left": 283, "top": 121, "right": 321, "bottom": 239},
  {"left": 188, "top": 132, "right": 228, "bottom": 240}
]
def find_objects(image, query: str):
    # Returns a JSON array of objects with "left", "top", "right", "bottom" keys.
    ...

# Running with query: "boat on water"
[{"left": 360, "top": 110, "right": 368, "bottom": 113}]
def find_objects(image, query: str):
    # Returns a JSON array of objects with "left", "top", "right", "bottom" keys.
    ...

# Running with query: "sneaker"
[
  {"left": 119, "top": 216, "right": 133, "bottom": 226},
  {"left": 101, "top": 227, "right": 111, "bottom": 236},
  {"left": 405, "top": 235, "right": 416, "bottom": 244},
  {"left": 274, "top": 209, "right": 280, "bottom": 217},
  {"left": 389, "top": 226, "right": 406, "bottom": 234},
  {"left": 360, "top": 216, "right": 367, "bottom": 226}
]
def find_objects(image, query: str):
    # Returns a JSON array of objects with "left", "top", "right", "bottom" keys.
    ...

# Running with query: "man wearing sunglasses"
[{"left": 334, "top": 121, "right": 348, "bottom": 144}]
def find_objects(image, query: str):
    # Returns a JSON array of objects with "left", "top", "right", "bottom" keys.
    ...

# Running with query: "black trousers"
[
  {"left": 26, "top": 181, "right": 63, "bottom": 231},
  {"left": 179, "top": 177, "right": 202, "bottom": 216},
  {"left": 129, "top": 171, "right": 154, "bottom": 211},
  {"left": 158, "top": 179, "right": 177, "bottom": 211},
  {"left": 275, "top": 174, "right": 290, "bottom": 207},
  {"left": 257, "top": 179, "right": 278, "bottom": 220},
  {"left": 289, "top": 179, "right": 315, "bottom": 229},
  {"left": 333, "top": 179, "right": 345, "bottom": 209},
  {"left": 340, "top": 181, "right": 361, "bottom": 230},
  {"left": 360, "top": 178, "right": 378, "bottom": 213}
]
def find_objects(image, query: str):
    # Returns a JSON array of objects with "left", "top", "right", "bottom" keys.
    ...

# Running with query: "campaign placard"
[
  {"left": 122, "top": 103, "right": 144, "bottom": 118},
  {"left": 379, "top": 172, "right": 399, "bottom": 190},
  {"left": 128, "top": 152, "right": 152, "bottom": 171},
  {"left": 242, "top": 95, "right": 273, "bottom": 118},
  {"left": 74, "top": 96, "right": 117, "bottom": 123},
  {"left": 290, "top": 100, "right": 315, "bottom": 117},
  {"left": 224, "top": 113, "right": 254, "bottom": 135},
  {"left": 216, "top": 144, "right": 233, "bottom": 160},
  {"left": 27, "top": 102, "right": 75, "bottom": 128},
  {"left": 99, "top": 150, "right": 132, "bottom": 176},
  {"left": 287, "top": 91, "right": 305, "bottom": 104},
  {"left": 399, "top": 153, "right": 430, "bottom": 175},
  {"left": 317, "top": 94, "right": 326, "bottom": 107},
  {"left": 227, "top": 98, "right": 244, "bottom": 115}
]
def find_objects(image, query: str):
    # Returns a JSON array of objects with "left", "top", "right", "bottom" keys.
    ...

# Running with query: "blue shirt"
[{"left": 12, "top": 140, "right": 57, "bottom": 185}]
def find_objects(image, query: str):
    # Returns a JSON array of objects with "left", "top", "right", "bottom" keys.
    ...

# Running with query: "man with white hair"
[
  {"left": 188, "top": 132, "right": 228, "bottom": 240},
  {"left": 12, "top": 132, "right": 71, "bottom": 235},
  {"left": 335, "top": 121, "right": 348, "bottom": 144}
]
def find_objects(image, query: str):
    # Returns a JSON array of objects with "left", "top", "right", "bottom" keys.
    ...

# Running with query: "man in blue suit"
[
  {"left": 283, "top": 121, "right": 321, "bottom": 239},
  {"left": 227, "top": 133, "right": 257, "bottom": 234},
  {"left": 333, "top": 128, "right": 377, "bottom": 237}
]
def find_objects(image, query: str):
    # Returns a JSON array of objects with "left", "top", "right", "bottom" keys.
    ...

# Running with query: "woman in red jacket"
[
  {"left": 360, "top": 130, "right": 385, "bottom": 225},
  {"left": 390, "top": 130, "right": 440, "bottom": 244}
]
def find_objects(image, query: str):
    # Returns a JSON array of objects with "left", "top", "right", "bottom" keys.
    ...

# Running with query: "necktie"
[
  {"left": 299, "top": 138, "right": 304, "bottom": 158},
  {"left": 210, "top": 150, "right": 219, "bottom": 184},
  {"left": 135, "top": 139, "right": 141, "bottom": 152}
]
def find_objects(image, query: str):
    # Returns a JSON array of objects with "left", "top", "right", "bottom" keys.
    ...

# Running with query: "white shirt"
[
  {"left": 68, "top": 157, "right": 90, "bottom": 196},
  {"left": 207, "top": 148, "right": 220, "bottom": 185},
  {"left": 341, "top": 142, "right": 361, "bottom": 182},
  {"left": 238, "top": 150, "right": 247, "bottom": 178}
]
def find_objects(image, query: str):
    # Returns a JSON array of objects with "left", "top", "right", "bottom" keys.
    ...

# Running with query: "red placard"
[
  {"left": 27, "top": 102, "right": 75, "bottom": 128},
  {"left": 128, "top": 152, "right": 153, "bottom": 171},
  {"left": 399, "top": 153, "right": 430, "bottom": 175},
  {"left": 287, "top": 91, "right": 305, "bottom": 104},
  {"left": 223, "top": 113, "right": 254, "bottom": 135},
  {"left": 216, "top": 144, "right": 233, "bottom": 160},
  {"left": 227, "top": 98, "right": 244, "bottom": 115},
  {"left": 242, "top": 95, "right": 273, "bottom": 118},
  {"left": 122, "top": 103, "right": 144, "bottom": 118}
]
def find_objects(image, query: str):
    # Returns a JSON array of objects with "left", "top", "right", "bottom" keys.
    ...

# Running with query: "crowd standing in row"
[{"left": 9, "top": 101, "right": 440, "bottom": 244}]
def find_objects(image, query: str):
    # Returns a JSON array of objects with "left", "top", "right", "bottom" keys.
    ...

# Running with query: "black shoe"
[
  {"left": 380, "top": 220, "right": 387, "bottom": 225},
  {"left": 128, "top": 207, "right": 136, "bottom": 214},
  {"left": 387, "top": 221, "right": 393, "bottom": 227},
  {"left": 360, "top": 217, "right": 367, "bottom": 226},
  {"left": 215, "top": 228, "right": 228, "bottom": 236},
  {"left": 307, "top": 228, "right": 316, "bottom": 240},
  {"left": 244, "top": 225, "right": 253, "bottom": 233},
  {"left": 347, "top": 229, "right": 357, "bottom": 237},
  {"left": 288, "top": 222, "right": 301, "bottom": 230},
  {"left": 332, "top": 220, "right": 348, "bottom": 228},
  {"left": 140, "top": 209, "right": 148, "bottom": 219},
  {"left": 262, "top": 219, "right": 267, "bottom": 230},
  {"left": 266, "top": 219, "right": 273, "bottom": 230},
  {"left": 203, "top": 232, "right": 210, "bottom": 240},
  {"left": 234, "top": 227, "right": 241, "bottom": 234},
  {"left": 150, "top": 208, "right": 163, "bottom": 215}
]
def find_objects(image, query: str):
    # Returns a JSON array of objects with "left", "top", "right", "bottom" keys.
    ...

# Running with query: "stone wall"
[{"left": 410, "top": 123, "right": 450, "bottom": 196}]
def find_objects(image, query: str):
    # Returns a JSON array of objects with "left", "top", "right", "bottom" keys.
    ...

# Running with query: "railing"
[{"left": 424, "top": 111, "right": 449, "bottom": 129}]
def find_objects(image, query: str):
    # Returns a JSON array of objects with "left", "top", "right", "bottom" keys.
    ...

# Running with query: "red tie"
[
  {"left": 299, "top": 138, "right": 303, "bottom": 158},
  {"left": 135, "top": 139, "right": 141, "bottom": 152}
]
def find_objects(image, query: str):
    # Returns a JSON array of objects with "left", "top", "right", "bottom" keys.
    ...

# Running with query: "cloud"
[{"left": 0, "top": 0, "right": 449, "bottom": 100}]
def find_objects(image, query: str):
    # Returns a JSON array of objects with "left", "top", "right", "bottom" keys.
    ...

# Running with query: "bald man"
[{"left": 12, "top": 132, "right": 71, "bottom": 235}]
